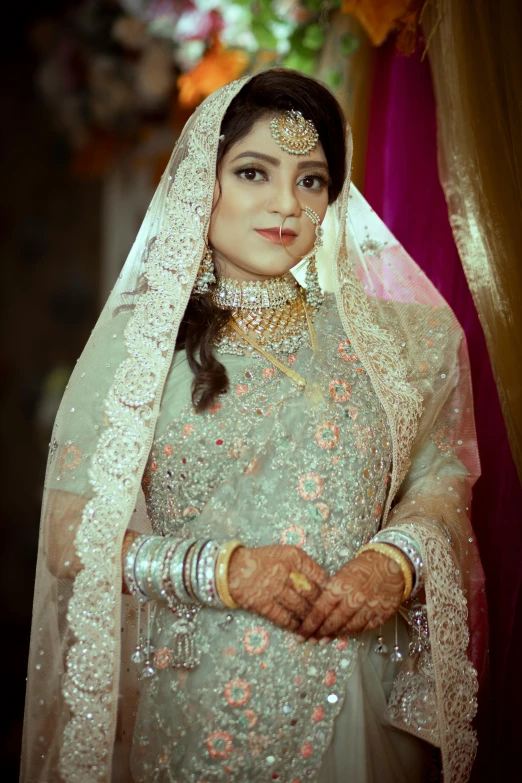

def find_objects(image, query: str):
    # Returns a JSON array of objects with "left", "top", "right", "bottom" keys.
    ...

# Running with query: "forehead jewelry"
[{"left": 270, "top": 110, "right": 319, "bottom": 156}]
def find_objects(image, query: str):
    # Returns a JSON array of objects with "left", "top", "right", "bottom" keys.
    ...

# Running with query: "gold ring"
[{"left": 289, "top": 571, "right": 312, "bottom": 593}]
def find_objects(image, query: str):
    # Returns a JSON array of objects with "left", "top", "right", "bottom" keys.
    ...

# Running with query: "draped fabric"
[
  {"left": 422, "top": 0, "right": 522, "bottom": 481},
  {"left": 21, "top": 68, "right": 485, "bottom": 783},
  {"left": 363, "top": 34, "right": 522, "bottom": 778}
]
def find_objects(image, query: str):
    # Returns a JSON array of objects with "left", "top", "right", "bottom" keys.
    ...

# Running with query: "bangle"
[
  {"left": 195, "top": 540, "right": 223, "bottom": 608},
  {"left": 370, "top": 529, "right": 424, "bottom": 596},
  {"left": 170, "top": 539, "right": 197, "bottom": 604},
  {"left": 357, "top": 542, "right": 413, "bottom": 602},
  {"left": 160, "top": 537, "right": 183, "bottom": 608},
  {"left": 149, "top": 536, "right": 172, "bottom": 601},
  {"left": 134, "top": 536, "right": 161, "bottom": 600},
  {"left": 190, "top": 540, "right": 209, "bottom": 604},
  {"left": 123, "top": 535, "right": 151, "bottom": 602},
  {"left": 215, "top": 539, "right": 244, "bottom": 609},
  {"left": 145, "top": 537, "right": 165, "bottom": 601}
]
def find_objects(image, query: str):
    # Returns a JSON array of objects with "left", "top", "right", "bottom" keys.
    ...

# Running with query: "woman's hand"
[
  {"left": 297, "top": 550, "right": 405, "bottom": 639},
  {"left": 228, "top": 545, "right": 328, "bottom": 632}
]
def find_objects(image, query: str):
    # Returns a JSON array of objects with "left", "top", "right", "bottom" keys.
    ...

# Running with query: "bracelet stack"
[
  {"left": 370, "top": 528, "right": 424, "bottom": 597},
  {"left": 123, "top": 534, "right": 244, "bottom": 612},
  {"left": 357, "top": 542, "right": 413, "bottom": 602}
]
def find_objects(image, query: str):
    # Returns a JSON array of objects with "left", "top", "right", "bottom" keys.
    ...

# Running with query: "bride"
[{"left": 21, "top": 68, "right": 485, "bottom": 783}]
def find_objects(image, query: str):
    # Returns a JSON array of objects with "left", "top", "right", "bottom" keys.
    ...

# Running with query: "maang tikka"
[
  {"left": 193, "top": 245, "right": 216, "bottom": 295},
  {"left": 270, "top": 110, "right": 319, "bottom": 156}
]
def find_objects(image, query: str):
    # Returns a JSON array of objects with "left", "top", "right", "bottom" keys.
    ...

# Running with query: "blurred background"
[{"left": 2, "top": 1, "right": 521, "bottom": 780}]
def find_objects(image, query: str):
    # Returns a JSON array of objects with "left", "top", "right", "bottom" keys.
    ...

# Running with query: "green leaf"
[
  {"left": 252, "top": 22, "right": 279, "bottom": 51},
  {"left": 324, "top": 68, "right": 343, "bottom": 90},
  {"left": 303, "top": 0, "right": 324, "bottom": 10},
  {"left": 340, "top": 32, "right": 360, "bottom": 56},
  {"left": 283, "top": 50, "right": 317, "bottom": 75},
  {"left": 302, "top": 23, "right": 325, "bottom": 51}
]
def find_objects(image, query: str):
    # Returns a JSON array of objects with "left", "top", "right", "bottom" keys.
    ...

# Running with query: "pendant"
[
  {"left": 374, "top": 635, "right": 389, "bottom": 655},
  {"left": 131, "top": 645, "right": 145, "bottom": 665}
]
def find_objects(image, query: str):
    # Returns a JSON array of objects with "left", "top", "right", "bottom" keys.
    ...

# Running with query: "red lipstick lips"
[{"left": 255, "top": 227, "right": 297, "bottom": 245}]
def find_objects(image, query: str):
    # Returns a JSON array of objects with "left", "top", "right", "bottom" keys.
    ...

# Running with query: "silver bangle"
[
  {"left": 144, "top": 537, "right": 165, "bottom": 601},
  {"left": 160, "top": 537, "right": 183, "bottom": 608},
  {"left": 371, "top": 528, "right": 424, "bottom": 596},
  {"left": 123, "top": 535, "right": 151, "bottom": 602},
  {"left": 134, "top": 536, "right": 158, "bottom": 600},
  {"left": 135, "top": 536, "right": 163, "bottom": 600},
  {"left": 196, "top": 540, "right": 223, "bottom": 607},
  {"left": 170, "top": 538, "right": 197, "bottom": 605},
  {"left": 190, "top": 540, "right": 208, "bottom": 604},
  {"left": 149, "top": 536, "right": 173, "bottom": 601}
]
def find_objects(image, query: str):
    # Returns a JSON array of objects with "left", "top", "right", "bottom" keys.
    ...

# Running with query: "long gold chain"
[{"left": 229, "top": 294, "right": 315, "bottom": 389}]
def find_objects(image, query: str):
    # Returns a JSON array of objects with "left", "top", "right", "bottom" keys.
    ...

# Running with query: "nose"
[{"left": 266, "top": 180, "right": 301, "bottom": 221}]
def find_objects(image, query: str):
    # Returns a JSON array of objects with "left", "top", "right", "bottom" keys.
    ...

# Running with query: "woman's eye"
[
  {"left": 237, "top": 168, "right": 265, "bottom": 182},
  {"left": 300, "top": 175, "right": 328, "bottom": 191}
]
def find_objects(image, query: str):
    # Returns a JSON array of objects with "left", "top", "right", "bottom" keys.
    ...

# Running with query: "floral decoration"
[
  {"left": 324, "top": 669, "right": 337, "bottom": 686},
  {"left": 239, "top": 708, "right": 258, "bottom": 728},
  {"left": 315, "top": 421, "right": 340, "bottom": 449},
  {"left": 280, "top": 524, "right": 307, "bottom": 547},
  {"left": 243, "top": 625, "right": 270, "bottom": 655},
  {"left": 329, "top": 378, "right": 351, "bottom": 403},
  {"left": 154, "top": 647, "right": 172, "bottom": 668},
  {"left": 205, "top": 730, "right": 234, "bottom": 759},
  {"left": 300, "top": 741, "right": 314, "bottom": 758},
  {"left": 338, "top": 340, "right": 357, "bottom": 362},
  {"left": 60, "top": 443, "right": 82, "bottom": 470},
  {"left": 309, "top": 502, "right": 330, "bottom": 522},
  {"left": 312, "top": 705, "right": 325, "bottom": 722},
  {"left": 224, "top": 678, "right": 251, "bottom": 707},
  {"left": 297, "top": 472, "right": 323, "bottom": 501}
]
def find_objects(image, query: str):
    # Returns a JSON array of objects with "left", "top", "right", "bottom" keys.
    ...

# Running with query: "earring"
[
  {"left": 193, "top": 245, "right": 216, "bottom": 295},
  {"left": 302, "top": 206, "right": 324, "bottom": 308}
]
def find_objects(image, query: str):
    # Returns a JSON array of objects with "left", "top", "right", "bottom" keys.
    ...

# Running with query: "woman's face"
[{"left": 208, "top": 117, "right": 331, "bottom": 282}]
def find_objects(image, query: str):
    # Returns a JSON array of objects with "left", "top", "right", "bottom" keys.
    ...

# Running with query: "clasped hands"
[{"left": 227, "top": 544, "right": 405, "bottom": 641}]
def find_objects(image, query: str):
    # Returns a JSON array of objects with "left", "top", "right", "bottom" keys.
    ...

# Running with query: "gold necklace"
[{"left": 228, "top": 294, "right": 316, "bottom": 389}]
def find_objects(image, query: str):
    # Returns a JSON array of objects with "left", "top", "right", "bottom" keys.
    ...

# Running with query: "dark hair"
[{"left": 176, "top": 69, "right": 347, "bottom": 412}]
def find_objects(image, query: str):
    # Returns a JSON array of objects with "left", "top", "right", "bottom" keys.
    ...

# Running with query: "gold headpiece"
[{"left": 270, "top": 110, "right": 319, "bottom": 156}]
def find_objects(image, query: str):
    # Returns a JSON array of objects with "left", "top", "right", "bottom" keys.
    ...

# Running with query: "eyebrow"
[{"left": 231, "top": 151, "right": 329, "bottom": 170}]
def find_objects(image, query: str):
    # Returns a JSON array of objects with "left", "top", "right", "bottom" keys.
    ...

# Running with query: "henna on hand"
[
  {"left": 297, "top": 550, "right": 405, "bottom": 639},
  {"left": 228, "top": 545, "right": 328, "bottom": 632}
]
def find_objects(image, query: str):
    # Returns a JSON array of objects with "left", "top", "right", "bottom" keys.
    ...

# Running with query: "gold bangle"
[
  {"left": 215, "top": 539, "right": 244, "bottom": 609},
  {"left": 357, "top": 542, "right": 413, "bottom": 602}
]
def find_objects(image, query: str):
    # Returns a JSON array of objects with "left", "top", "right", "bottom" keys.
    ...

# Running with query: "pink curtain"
[{"left": 363, "top": 37, "right": 522, "bottom": 779}]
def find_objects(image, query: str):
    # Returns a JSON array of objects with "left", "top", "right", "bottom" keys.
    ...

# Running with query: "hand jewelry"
[
  {"left": 370, "top": 528, "right": 424, "bottom": 596},
  {"left": 215, "top": 539, "right": 244, "bottom": 609},
  {"left": 289, "top": 571, "right": 312, "bottom": 593}
]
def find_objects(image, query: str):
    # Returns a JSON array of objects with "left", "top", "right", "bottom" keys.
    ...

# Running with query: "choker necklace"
[
  {"left": 213, "top": 275, "right": 317, "bottom": 388},
  {"left": 212, "top": 273, "right": 300, "bottom": 310}
]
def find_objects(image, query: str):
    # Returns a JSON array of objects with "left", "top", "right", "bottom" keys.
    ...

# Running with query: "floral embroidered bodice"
[{"left": 131, "top": 299, "right": 394, "bottom": 782}]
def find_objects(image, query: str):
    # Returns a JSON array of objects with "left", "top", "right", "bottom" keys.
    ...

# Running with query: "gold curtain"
[{"left": 423, "top": 0, "right": 522, "bottom": 480}]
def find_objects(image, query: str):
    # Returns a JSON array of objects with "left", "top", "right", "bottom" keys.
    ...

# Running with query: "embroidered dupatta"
[{"left": 21, "top": 69, "right": 485, "bottom": 783}]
